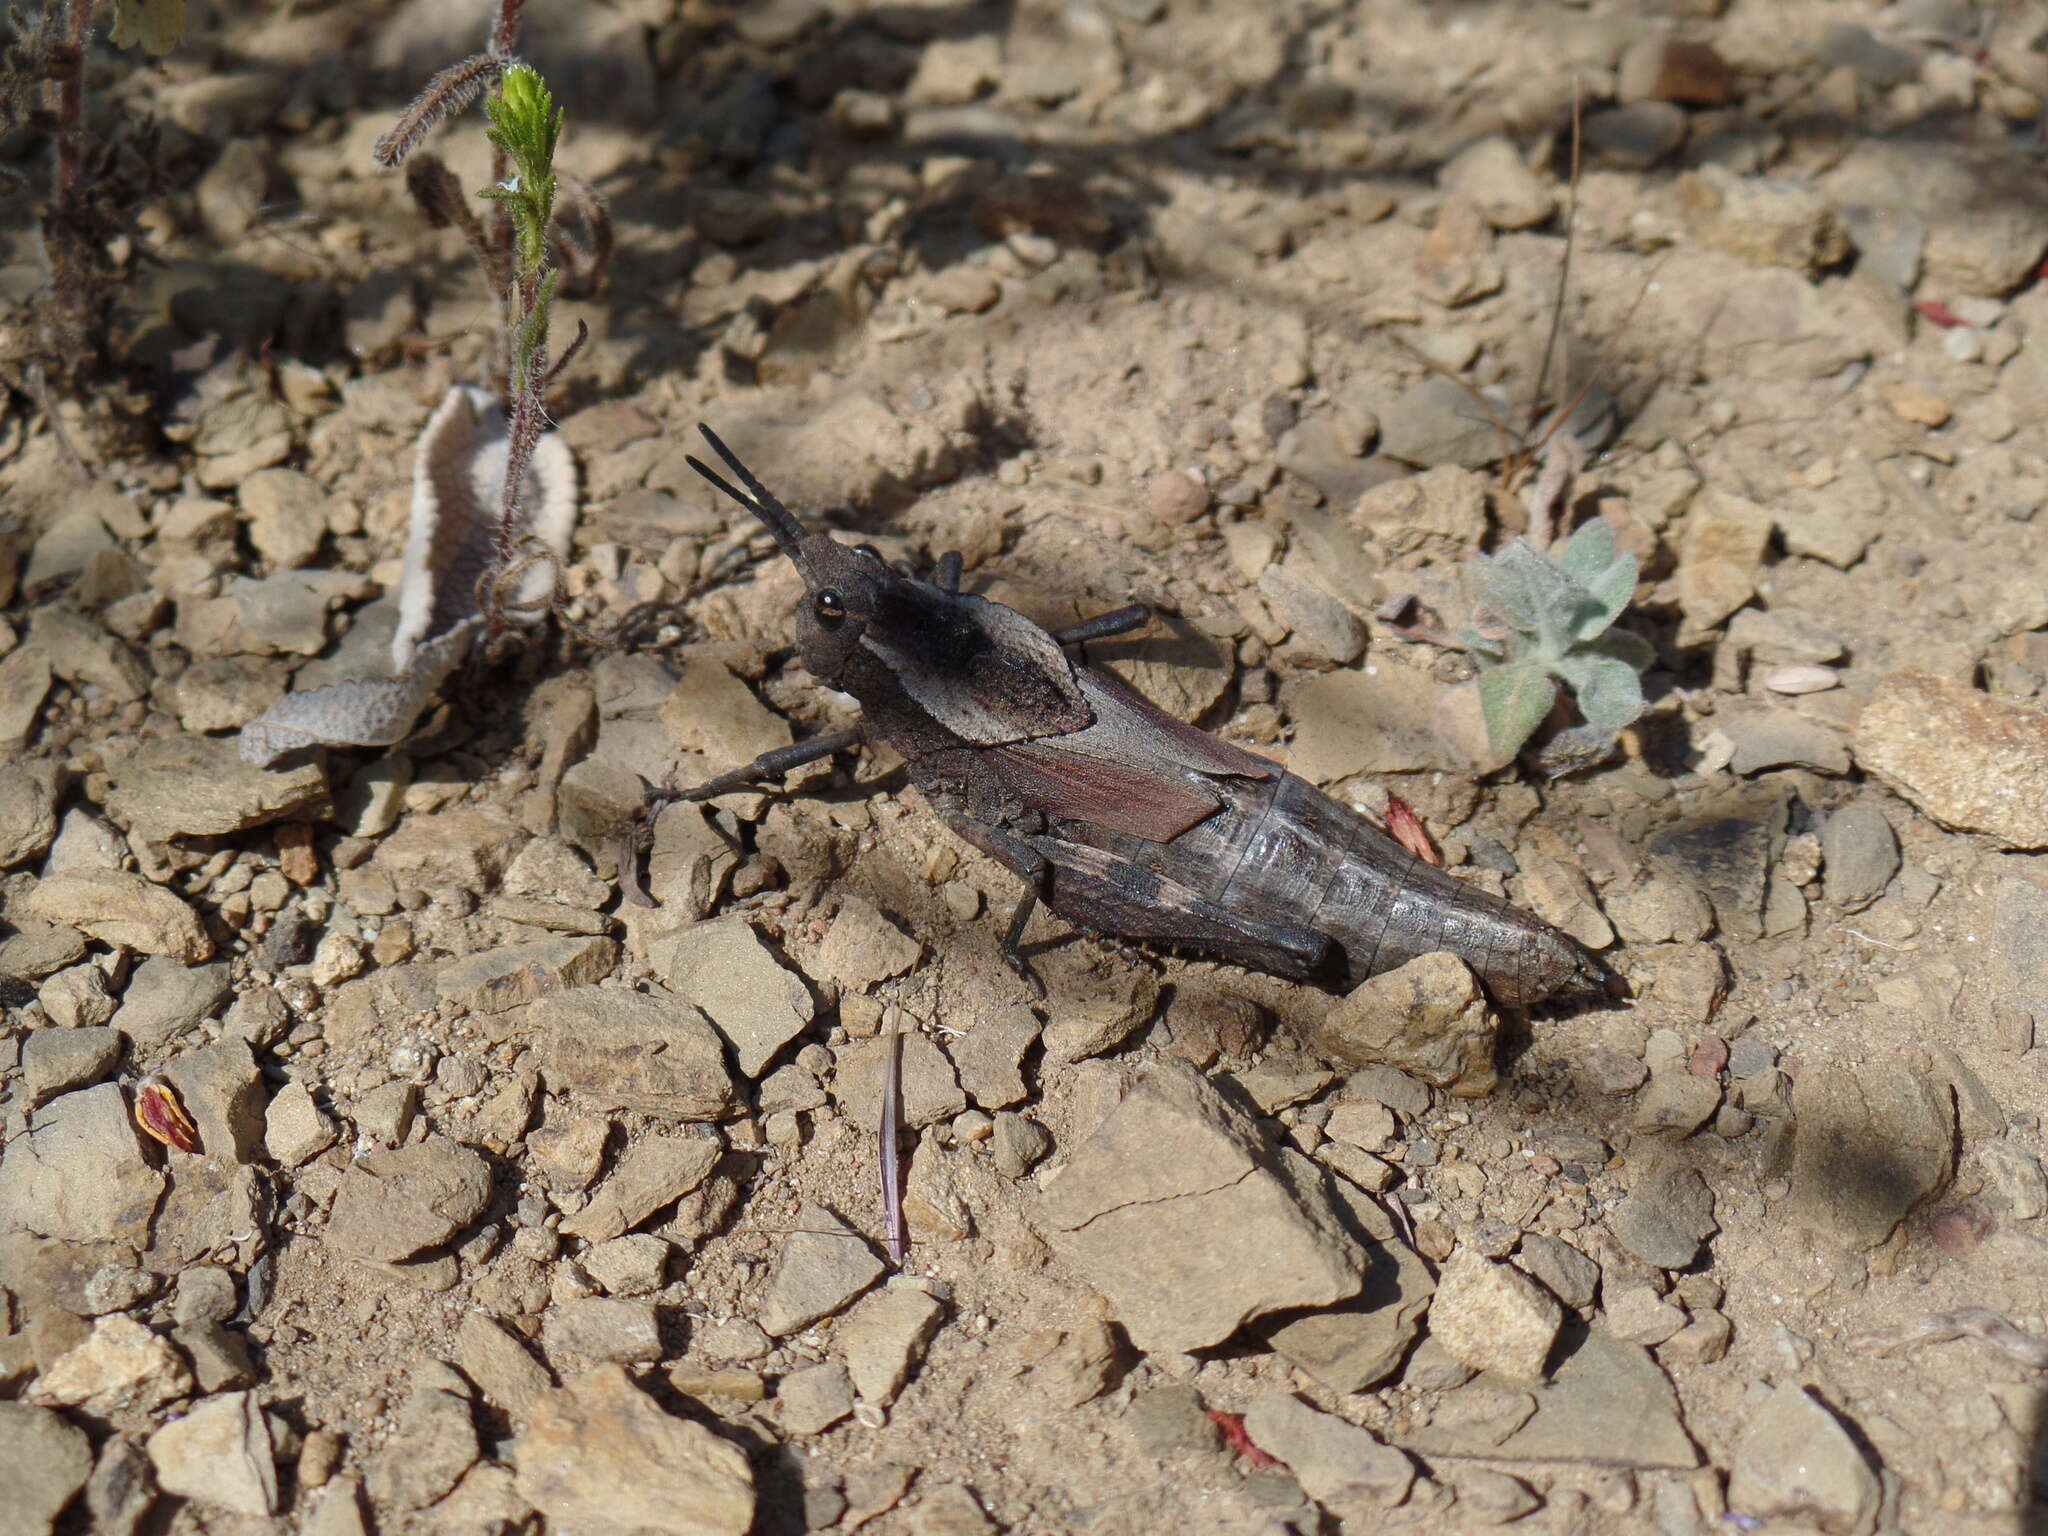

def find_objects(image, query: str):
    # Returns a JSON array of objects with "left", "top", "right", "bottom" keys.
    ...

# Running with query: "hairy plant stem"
[
  {"left": 44, "top": 0, "right": 94, "bottom": 361},
  {"left": 495, "top": 265, "right": 549, "bottom": 573}
]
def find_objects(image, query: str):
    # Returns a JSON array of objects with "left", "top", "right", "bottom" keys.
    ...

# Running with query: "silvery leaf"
[{"left": 240, "top": 385, "right": 576, "bottom": 766}]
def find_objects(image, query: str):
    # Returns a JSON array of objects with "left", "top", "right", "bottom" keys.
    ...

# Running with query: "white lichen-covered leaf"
[
  {"left": 239, "top": 385, "right": 576, "bottom": 767},
  {"left": 235, "top": 619, "right": 479, "bottom": 765}
]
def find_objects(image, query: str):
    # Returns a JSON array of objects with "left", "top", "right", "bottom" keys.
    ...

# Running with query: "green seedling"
[
  {"left": 374, "top": 0, "right": 610, "bottom": 644},
  {"left": 474, "top": 62, "right": 563, "bottom": 579},
  {"left": 1464, "top": 519, "right": 1652, "bottom": 764}
]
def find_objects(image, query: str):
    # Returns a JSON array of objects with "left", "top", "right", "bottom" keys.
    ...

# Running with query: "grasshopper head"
[{"left": 687, "top": 425, "right": 1092, "bottom": 744}]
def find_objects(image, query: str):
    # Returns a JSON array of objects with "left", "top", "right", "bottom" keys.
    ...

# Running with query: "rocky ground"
[{"left": 6, "top": 0, "right": 2048, "bottom": 1532}]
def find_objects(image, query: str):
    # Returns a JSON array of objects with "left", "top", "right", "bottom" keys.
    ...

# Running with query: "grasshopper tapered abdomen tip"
[{"left": 1549, "top": 946, "right": 1625, "bottom": 1009}]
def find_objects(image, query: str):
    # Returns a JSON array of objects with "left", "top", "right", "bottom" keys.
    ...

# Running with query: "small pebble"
[{"left": 1761, "top": 665, "right": 1839, "bottom": 695}]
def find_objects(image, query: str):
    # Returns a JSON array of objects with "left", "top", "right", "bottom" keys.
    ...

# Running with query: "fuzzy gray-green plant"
[{"left": 1464, "top": 519, "right": 1652, "bottom": 763}]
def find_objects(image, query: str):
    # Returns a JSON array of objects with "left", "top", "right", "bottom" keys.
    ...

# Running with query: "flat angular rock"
[
  {"left": 21, "top": 871, "right": 212, "bottom": 963},
  {"left": 651, "top": 918, "right": 814, "bottom": 1078},
  {"left": 832, "top": 1032, "right": 967, "bottom": 1132},
  {"left": 264, "top": 1081, "right": 338, "bottom": 1167},
  {"left": 1266, "top": 1210, "right": 1434, "bottom": 1393},
  {"left": 437, "top": 936, "right": 618, "bottom": 1015},
  {"left": 658, "top": 653, "right": 793, "bottom": 774},
  {"left": 1821, "top": 804, "right": 1899, "bottom": 911},
  {"left": 1398, "top": 1326, "right": 1697, "bottom": 1468},
  {"left": 366, "top": 1371, "right": 479, "bottom": 1513},
  {"left": 1728, "top": 1382, "right": 1881, "bottom": 1535},
  {"left": 776, "top": 1362, "right": 855, "bottom": 1436},
  {"left": 559, "top": 1131, "right": 721, "bottom": 1243},
  {"left": 33, "top": 1314, "right": 192, "bottom": 1416},
  {"left": 104, "top": 734, "right": 327, "bottom": 841},
  {"left": 1019, "top": 1319, "right": 1122, "bottom": 1409},
  {"left": 0, "top": 926, "right": 88, "bottom": 982},
  {"left": 0, "top": 645, "right": 52, "bottom": 755},
  {"left": 1287, "top": 664, "right": 1446, "bottom": 782},
  {"left": 147, "top": 1391, "right": 277, "bottom": 1516},
  {"left": 536, "top": 987, "right": 738, "bottom": 1120},
  {"left": 945, "top": 1006, "right": 1041, "bottom": 1110},
  {"left": 814, "top": 896, "right": 922, "bottom": 989},
  {"left": 1677, "top": 165, "right": 1847, "bottom": 274},
  {"left": 1036, "top": 1059, "right": 1363, "bottom": 1353},
  {"left": 22, "top": 1027, "right": 122, "bottom": 1106},
  {"left": 374, "top": 807, "right": 528, "bottom": 892},
  {"left": 1310, "top": 952, "right": 1500, "bottom": 1097},
  {"left": 1242, "top": 1393, "right": 1415, "bottom": 1512},
  {"left": 0, "top": 1084, "right": 163, "bottom": 1246},
  {"left": 1375, "top": 377, "right": 1505, "bottom": 470},
  {"left": 1439, "top": 135, "right": 1554, "bottom": 231},
  {"left": 757, "top": 1201, "right": 886, "bottom": 1337},
  {"left": 239, "top": 467, "right": 326, "bottom": 569},
  {"left": 1789, "top": 1062, "right": 1953, "bottom": 1251},
  {"left": 645, "top": 804, "right": 741, "bottom": 920},
  {"left": 0, "top": 1402, "right": 93, "bottom": 1536},
  {"left": 1515, "top": 1233, "right": 1599, "bottom": 1311},
  {"left": 108, "top": 958, "right": 232, "bottom": 1050},
  {"left": 23, "top": 608, "right": 147, "bottom": 702},
  {"left": 323, "top": 1137, "right": 493, "bottom": 1263},
  {"left": 162, "top": 1040, "right": 266, "bottom": 1163},
  {"left": 1605, "top": 1284, "right": 1687, "bottom": 1346},
  {"left": 0, "top": 760, "right": 63, "bottom": 870},
  {"left": 1429, "top": 1248, "right": 1562, "bottom": 1382},
  {"left": 1994, "top": 877, "right": 2048, "bottom": 1026},
  {"left": 1720, "top": 705, "right": 1851, "bottom": 775},
  {"left": 583, "top": 1233, "right": 671, "bottom": 1296},
  {"left": 175, "top": 1319, "right": 255, "bottom": 1393},
  {"left": 456, "top": 1313, "right": 554, "bottom": 1422},
  {"left": 1632, "top": 1069, "right": 1722, "bottom": 1138},
  {"left": 1644, "top": 784, "right": 1786, "bottom": 942},
  {"left": 1856, "top": 671, "right": 2048, "bottom": 847},
  {"left": 1677, "top": 491, "right": 1772, "bottom": 635},
  {"left": 1608, "top": 1159, "right": 1718, "bottom": 1271},
  {"left": 543, "top": 1297, "right": 662, "bottom": 1365},
  {"left": 514, "top": 1366, "right": 754, "bottom": 1536},
  {"left": 838, "top": 1282, "right": 945, "bottom": 1405}
]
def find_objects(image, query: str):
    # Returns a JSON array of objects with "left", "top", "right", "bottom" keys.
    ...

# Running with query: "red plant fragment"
[
  {"left": 1913, "top": 300, "right": 1963, "bottom": 328},
  {"left": 1383, "top": 794, "right": 1441, "bottom": 866},
  {"left": 134, "top": 1076, "right": 200, "bottom": 1153},
  {"left": 1207, "top": 1410, "right": 1282, "bottom": 1471}
]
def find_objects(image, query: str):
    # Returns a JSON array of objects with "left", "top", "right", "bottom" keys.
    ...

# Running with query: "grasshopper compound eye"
[{"left": 815, "top": 589, "right": 847, "bottom": 624}]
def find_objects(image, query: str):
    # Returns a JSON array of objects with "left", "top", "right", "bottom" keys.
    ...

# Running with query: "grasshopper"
[{"left": 644, "top": 426, "right": 1608, "bottom": 1009}]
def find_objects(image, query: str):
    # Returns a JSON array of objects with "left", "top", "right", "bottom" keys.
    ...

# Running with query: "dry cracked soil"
[{"left": 6, "top": 1, "right": 2048, "bottom": 1534}]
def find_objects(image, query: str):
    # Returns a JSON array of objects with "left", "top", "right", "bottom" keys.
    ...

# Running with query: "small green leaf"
[
  {"left": 1564, "top": 546, "right": 1636, "bottom": 642},
  {"left": 1480, "top": 541, "right": 1588, "bottom": 657},
  {"left": 1584, "top": 628, "right": 1655, "bottom": 672},
  {"left": 1552, "top": 654, "right": 1645, "bottom": 731},
  {"left": 1479, "top": 662, "right": 1558, "bottom": 759},
  {"left": 1554, "top": 519, "right": 1616, "bottom": 583},
  {"left": 484, "top": 64, "right": 562, "bottom": 186}
]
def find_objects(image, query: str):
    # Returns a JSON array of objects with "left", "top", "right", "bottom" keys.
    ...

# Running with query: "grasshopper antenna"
[{"left": 686, "top": 424, "right": 806, "bottom": 552}]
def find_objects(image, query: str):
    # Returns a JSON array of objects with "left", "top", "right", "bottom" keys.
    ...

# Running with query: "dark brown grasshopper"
[{"left": 649, "top": 426, "right": 1609, "bottom": 1010}]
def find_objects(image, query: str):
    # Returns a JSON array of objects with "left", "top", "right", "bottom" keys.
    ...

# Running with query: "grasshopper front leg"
[
  {"left": 673, "top": 726, "right": 865, "bottom": 802},
  {"left": 622, "top": 727, "right": 864, "bottom": 906}
]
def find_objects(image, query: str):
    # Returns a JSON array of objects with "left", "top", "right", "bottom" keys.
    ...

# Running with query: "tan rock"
[
  {"left": 21, "top": 870, "right": 212, "bottom": 963},
  {"left": 1427, "top": 1248, "right": 1563, "bottom": 1383},
  {"left": 32, "top": 1315, "right": 192, "bottom": 1416},
  {"left": 514, "top": 1366, "right": 754, "bottom": 1536},
  {"left": 1311, "top": 952, "right": 1500, "bottom": 1097},
  {"left": 1855, "top": 671, "right": 2048, "bottom": 847},
  {"left": 147, "top": 1391, "right": 277, "bottom": 1515}
]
